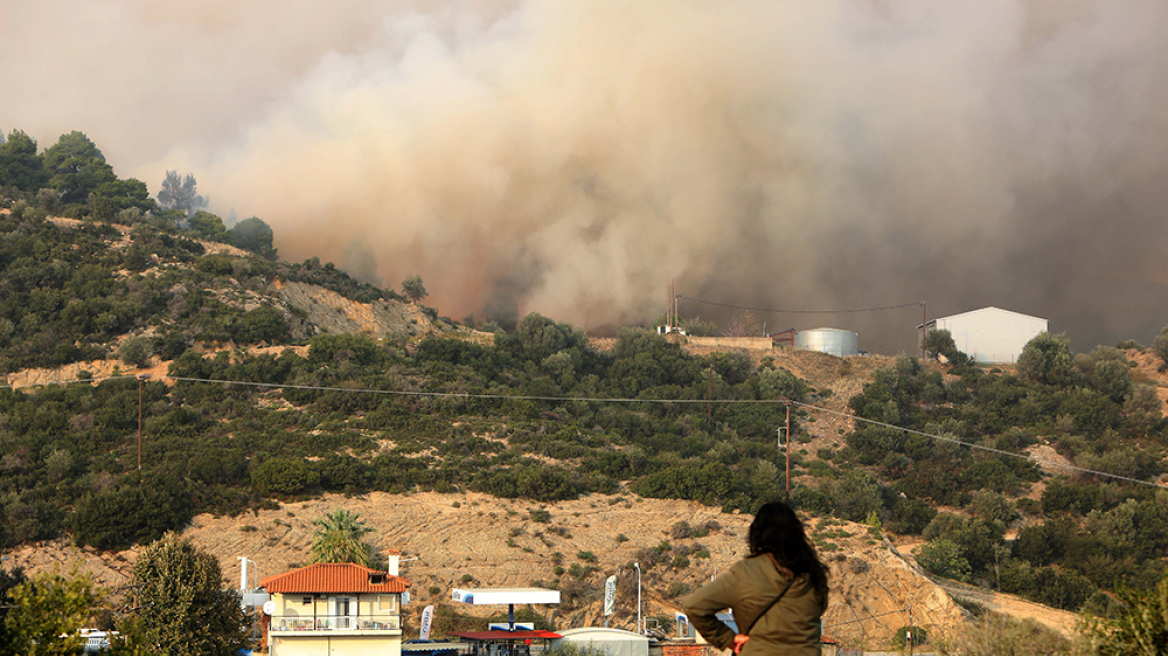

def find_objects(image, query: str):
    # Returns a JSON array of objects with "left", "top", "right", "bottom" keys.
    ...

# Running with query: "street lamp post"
[{"left": 634, "top": 562, "right": 642, "bottom": 635}]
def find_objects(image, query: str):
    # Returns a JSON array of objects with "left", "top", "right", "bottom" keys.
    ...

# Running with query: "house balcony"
[{"left": 271, "top": 614, "right": 402, "bottom": 634}]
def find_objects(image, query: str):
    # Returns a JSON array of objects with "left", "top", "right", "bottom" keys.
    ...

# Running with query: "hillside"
[
  {"left": 4, "top": 490, "right": 1078, "bottom": 649},
  {"left": 0, "top": 208, "right": 461, "bottom": 377},
  {"left": 0, "top": 208, "right": 1166, "bottom": 652}
]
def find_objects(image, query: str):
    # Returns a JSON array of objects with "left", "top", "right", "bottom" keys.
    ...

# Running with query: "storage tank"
[{"left": 794, "top": 328, "right": 859, "bottom": 357}]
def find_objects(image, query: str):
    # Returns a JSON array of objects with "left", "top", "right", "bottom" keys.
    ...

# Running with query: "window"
[
  {"left": 302, "top": 596, "right": 312, "bottom": 605},
  {"left": 378, "top": 595, "right": 397, "bottom": 612}
]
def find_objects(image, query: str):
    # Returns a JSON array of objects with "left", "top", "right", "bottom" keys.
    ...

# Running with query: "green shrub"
[
  {"left": 942, "top": 614, "right": 1071, "bottom": 655},
  {"left": 72, "top": 481, "right": 194, "bottom": 550},
  {"left": 913, "top": 539, "right": 971, "bottom": 582},
  {"left": 232, "top": 305, "right": 289, "bottom": 344},
  {"left": 893, "top": 625, "right": 927, "bottom": 648},
  {"left": 118, "top": 336, "right": 154, "bottom": 368},
  {"left": 251, "top": 457, "right": 321, "bottom": 496},
  {"left": 1154, "top": 325, "right": 1168, "bottom": 366},
  {"left": 887, "top": 497, "right": 936, "bottom": 535},
  {"left": 1082, "top": 571, "right": 1168, "bottom": 654}
]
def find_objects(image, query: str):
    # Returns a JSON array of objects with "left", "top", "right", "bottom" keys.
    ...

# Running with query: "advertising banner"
[{"left": 420, "top": 605, "right": 434, "bottom": 641}]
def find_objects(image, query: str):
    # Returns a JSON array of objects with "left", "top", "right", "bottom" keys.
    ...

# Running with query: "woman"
[{"left": 682, "top": 502, "right": 829, "bottom": 656}]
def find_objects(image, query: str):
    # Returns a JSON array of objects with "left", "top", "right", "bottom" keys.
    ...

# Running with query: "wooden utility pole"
[
  {"left": 908, "top": 605, "right": 914, "bottom": 656},
  {"left": 707, "top": 364, "right": 713, "bottom": 431},
  {"left": 785, "top": 404, "right": 791, "bottom": 501},
  {"left": 137, "top": 374, "right": 151, "bottom": 474},
  {"left": 670, "top": 279, "right": 675, "bottom": 330},
  {"left": 137, "top": 376, "right": 143, "bottom": 471},
  {"left": 921, "top": 301, "right": 927, "bottom": 360}
]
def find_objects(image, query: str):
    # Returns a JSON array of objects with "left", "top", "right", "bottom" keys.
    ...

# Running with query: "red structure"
[{"left": 769, "top": 328, "right": 796, "bottom": 348}]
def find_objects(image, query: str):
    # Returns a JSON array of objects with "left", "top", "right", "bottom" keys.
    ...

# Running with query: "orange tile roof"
[{"left": 261, "top": 563, "right": 411, "bottom": 594}]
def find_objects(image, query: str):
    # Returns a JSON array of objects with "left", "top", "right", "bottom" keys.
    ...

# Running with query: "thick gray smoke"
[{"left": 3, "top": 1, "right": 1167, "bottom": 352}]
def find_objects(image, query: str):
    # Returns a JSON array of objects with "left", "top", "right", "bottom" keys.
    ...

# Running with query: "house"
[
  {"left": 926, "top": 306, "right": 1048, "bottom": 364},
  {"left": 261, "top": 559, "right": 410, "bottom": 656}
]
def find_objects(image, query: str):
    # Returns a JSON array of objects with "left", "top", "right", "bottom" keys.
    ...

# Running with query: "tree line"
[{"left": 0, "top": 129, "right": 277, "bottom": 258}]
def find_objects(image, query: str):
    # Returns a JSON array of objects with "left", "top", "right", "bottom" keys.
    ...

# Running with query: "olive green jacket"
[{"left": 682, "top": 555, "right": 827, "bottom": 656}]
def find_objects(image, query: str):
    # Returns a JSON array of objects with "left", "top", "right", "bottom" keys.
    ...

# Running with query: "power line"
[
  {"left": 9, "top": 372, "right": 1163, "bottom": 489},
  {"left": 828, "top": 607, "right": 909, "bottom": 627},
  {"left": 788, "top": 400, "right": 1166, "bottom": 490},
  {"left": 675, "top": 295, "right": 924, "bottom": 315},
  {"left": 165, "top": 376, "right": 787, "bottom": 404}
]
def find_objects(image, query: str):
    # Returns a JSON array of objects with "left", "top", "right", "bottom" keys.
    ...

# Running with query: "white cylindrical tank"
[{"left": 794, "top": 328, "right": 859, "bottom": 357}]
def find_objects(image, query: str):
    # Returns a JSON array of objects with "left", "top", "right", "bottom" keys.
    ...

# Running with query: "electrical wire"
[
  {"left": 675, "top": 295, "right": 924, "bottom": 315},
  {"left": 787, "top": 399, "right": 1165, "bottom": 490},
  {"left": 7, "top": 371, "right": 1163, "bottom": 489},
  {"left": 165, "top": 376, "right": 789, "bottom": 404},
  {"left": 827, "top": 608, "right": 909, "bottom": 627}
]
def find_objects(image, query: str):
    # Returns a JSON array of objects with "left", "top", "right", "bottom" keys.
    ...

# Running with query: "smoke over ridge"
[{"left": 3, "top": 1, "right": 1168, "bottom": 351}]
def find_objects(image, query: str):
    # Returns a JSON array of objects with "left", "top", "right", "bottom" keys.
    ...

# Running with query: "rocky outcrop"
[{"left": 269, "top": 280, "right": 454, "bottom": 340}]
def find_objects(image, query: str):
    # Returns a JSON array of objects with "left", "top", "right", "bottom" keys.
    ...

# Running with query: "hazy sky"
[{"left": 3, "top": 0, "right": 1167, "bottom": 353}]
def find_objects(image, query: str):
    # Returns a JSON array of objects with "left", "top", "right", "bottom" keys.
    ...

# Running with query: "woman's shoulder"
[{"left": 733, "top": 554, "right": 782, "bottom": 578}]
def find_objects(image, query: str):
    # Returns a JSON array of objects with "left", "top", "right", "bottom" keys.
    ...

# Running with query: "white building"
[
  {"left": 553, "top": 628, "right": 648, "bottom": 656},
  {"left": 261, "top": 561, "right": 409, "bottom": 656},
  {"left": 928, "top": 306, "right": 1048, "bottom": 364}
]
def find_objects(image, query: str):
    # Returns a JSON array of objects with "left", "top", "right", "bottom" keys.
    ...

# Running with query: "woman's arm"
[{"left": 681, "top": 569, "right": 739, "bottom": 651}]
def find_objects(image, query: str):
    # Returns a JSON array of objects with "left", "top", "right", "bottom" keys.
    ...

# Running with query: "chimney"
[
  {"left": 387, "top": 553, "right": 400, "bottom": 576},
  {"left": 239, "top": 557, "right": 250, "bottom": 590}
]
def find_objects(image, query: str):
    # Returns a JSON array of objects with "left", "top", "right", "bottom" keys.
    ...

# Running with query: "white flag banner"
[
  {"left": 420, "top": 605, "right": 434, "bottom": 641},
  {"left": 604, "top": 575, "right": 617, "bottom": 616}
]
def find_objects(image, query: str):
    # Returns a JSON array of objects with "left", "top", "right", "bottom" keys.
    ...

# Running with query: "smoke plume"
[{"left": 3, "top": 1, "right": 1168, "bottom": 352}]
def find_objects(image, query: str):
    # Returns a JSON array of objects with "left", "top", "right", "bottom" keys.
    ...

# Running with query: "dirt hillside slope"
[{"left": 4, "top": 491, "right": 1078, "bottom": 649}]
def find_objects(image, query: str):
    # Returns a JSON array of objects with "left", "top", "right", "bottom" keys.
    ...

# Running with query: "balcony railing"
[{"left": 271, "top": 614, "right": 401, "bottom": 632}]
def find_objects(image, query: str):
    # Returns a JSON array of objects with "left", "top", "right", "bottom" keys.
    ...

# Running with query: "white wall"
[{"left": 935, "top": 307, "right": 1047, "bottom": 364}]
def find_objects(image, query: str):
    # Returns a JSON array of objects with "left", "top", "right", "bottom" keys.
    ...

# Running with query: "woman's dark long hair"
[{"left": 748, "top": 501, "right": 829, "bottom": 594}]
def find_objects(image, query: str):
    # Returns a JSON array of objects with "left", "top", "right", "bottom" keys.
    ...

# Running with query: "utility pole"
[
  {"left": 137, "top": 375, "right": 144, "bottom": 471},
  {"left": 920, "top": 301, "right": 927, "bottom": 360},
  {"left": 670, "top": 279, "right": 675, "bottom": 330},
  {"left": 907, "top": 605, "right": 914, "bottom": 656},
  {"left": 674, "top": 294, "right": 680, "bottom": 332},
  {"left": 707, "top": 364, "right": 713, "bottom": 432},
  {"left": 785, "top": 404, "right": 791, "bottom": 501},
  {"left": 137, "top": 374, "right": 152, "bottom": 475}
]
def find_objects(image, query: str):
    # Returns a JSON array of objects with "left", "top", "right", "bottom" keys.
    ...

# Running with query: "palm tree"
[{"left": 310, "top": 509, "right": 378, "bottom": 567}]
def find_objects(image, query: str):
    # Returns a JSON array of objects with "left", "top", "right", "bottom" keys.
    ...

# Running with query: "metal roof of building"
[
  {"left": 261, "top": 562, "right": 410, "bottom": 594},
  {"left": 448, "top": 631, "right": 563, "bottom": 641},
  {"left": 935, "top": 306, "right": 1047, "bottom": 323}
]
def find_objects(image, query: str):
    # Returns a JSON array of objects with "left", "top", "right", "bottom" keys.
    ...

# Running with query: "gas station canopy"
[{"left": 451, "top": 588, "right": 561, "bottom": 606}]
